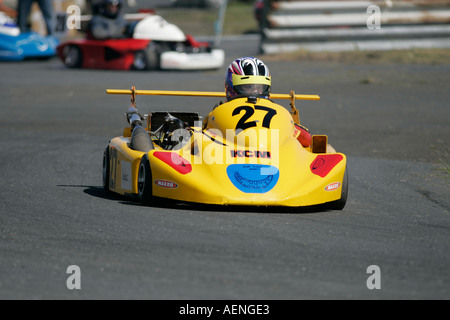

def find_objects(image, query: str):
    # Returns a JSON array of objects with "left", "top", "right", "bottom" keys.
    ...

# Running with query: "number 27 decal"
[{"left": 232, "top": 106, "right": 277, "bottom": 132}]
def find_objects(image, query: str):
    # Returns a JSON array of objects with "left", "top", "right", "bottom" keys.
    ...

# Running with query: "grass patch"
[
  {"left": 438, "top": 148, "right": 450, "bottom": 177},
  {"left": 441, "top": 162, "right": 450, "bottom": 176},
  {"left": 156, "top": 1, "right": 259, "bottom": 36},
  {"left": 261, "top": 48, "right": 450, "bottom": 65}
]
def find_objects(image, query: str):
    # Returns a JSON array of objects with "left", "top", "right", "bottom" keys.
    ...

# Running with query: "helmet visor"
[
  {"left": 232, "top": 74, "right": 271, "bottom": 97},
  {"left": 234, "top": 84, "right": 270, "bottom": 97}
]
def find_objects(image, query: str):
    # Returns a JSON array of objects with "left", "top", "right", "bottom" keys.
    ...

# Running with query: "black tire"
[
  {"left": 133, "top": 50, "right": 149, "bottom": 70},
  {"left": 327, "top": 168, "right": 348, "bottom": 210},
  {"left": 132, "top": 42, "right": 160, "bottom": 71},
  {"left": 137, "top": 154, "right": 153, "bottom": 205},
  {"left": 102, "top": 146, "right": 110, "bottom": 192},
  {"left": 63, "top": 45, "right": 82, "bottom": 68},
  {"left": 145, "top": 42, "right": 160, "bottom": 70}
]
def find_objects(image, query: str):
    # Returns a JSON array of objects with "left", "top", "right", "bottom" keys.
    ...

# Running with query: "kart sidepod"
[{"left": 0, "top": 32, "right": 58, "bottom": 61}]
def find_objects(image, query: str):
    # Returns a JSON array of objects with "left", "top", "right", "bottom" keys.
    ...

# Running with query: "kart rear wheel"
[
  {"left": 63, "top": 45, "right": 82, "bottom": 68},
  {"left": 137, "top": 154, "right": 153, "bottom": 205},
  {"left": 327, "top": 168, "right": 348, "bottom": 210},
  {"left": 102, "top": 146, "right": 110, "bottom": 192}
]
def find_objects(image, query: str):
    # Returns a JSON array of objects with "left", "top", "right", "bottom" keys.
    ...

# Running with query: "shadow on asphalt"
[{"left": 63, "top": 185, "right": 338, "bottom": 214}]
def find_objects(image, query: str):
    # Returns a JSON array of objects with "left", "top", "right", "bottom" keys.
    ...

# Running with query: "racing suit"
[
  {"left": 87, "top": 14, "right": 128, "bottom": 40},
  {"left": 126, "top": 105, "right": 154, "bottom": 152}
]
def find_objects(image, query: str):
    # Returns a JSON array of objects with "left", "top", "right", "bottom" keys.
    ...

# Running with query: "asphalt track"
[{"left": 0, "top": 36, "right": 449, "bottom": 300}]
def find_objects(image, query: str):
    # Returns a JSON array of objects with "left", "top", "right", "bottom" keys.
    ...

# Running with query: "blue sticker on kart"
[{"left": 227, "top": 164, "right": 279, "bottom": 193}]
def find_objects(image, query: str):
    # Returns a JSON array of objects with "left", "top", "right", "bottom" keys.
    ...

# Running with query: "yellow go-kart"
[{"left": 103, "top": 87, "right": 348, "bottom": 210}]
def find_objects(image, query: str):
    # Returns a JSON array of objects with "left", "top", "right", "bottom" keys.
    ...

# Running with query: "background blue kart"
[
  {"left": 0, "top": 11, "right": 58, "bottom": 61},
  {"left": 0, "top": 32, "right": 59, "bottom": 61}
]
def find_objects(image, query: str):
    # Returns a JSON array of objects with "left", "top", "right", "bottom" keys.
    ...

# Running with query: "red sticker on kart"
[
  {"left": 153, "top": 151, "right": 192, "bottom": 174},
  {"left": 325, "top": 182, "right": 341, "bottom": 191},
  {"left": 310, "top": 154, "right": 343, "bottom": 178},
  {"left": 154, "top": 180, "right": 178, "bottom": 189}
]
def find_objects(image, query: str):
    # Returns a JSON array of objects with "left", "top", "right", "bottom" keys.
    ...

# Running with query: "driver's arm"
[
  {"left": 88, "top": 16, "right": 126, "bottom": 39},
  {"left": 126, "top": 106, "right": 143, "bottom": 128}
]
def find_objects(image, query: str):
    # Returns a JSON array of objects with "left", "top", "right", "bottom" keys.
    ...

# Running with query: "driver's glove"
[{"left": 126, "top": 106, "right": 143, "bottom": 128}]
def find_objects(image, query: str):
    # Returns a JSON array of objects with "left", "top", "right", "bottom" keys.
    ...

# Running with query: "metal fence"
[{"left": 259, "top": 0, "right": 450, "bottom": 53}]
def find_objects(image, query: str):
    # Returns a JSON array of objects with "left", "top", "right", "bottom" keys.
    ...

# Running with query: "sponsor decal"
[
  {"left": 230, "top": 150, "right": 271, "bottom": 159},
  {"left": 153, "top": 151, "right": 192, "bottom": 174},
  {"left": 227, "top": 164, "right": 279, "bottom": 193},
  {"left": 310, "top": 154, "right": 343, "bottom": 178},
  {"left": 325, "top": 182, "right": 341, "bottom": 191},
  {"left": 121, "top": 161, "right": 132, "bottom": 191},
  {"left": 235, "top": 171, "right": 273, "bottom": 189},
  {"left": 154, "top": 179, "right": 178, "bottom": 189}
]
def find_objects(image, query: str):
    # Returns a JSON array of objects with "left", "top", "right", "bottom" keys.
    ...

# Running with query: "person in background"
[
  {"left": 17, "top": 0, "right": 54, "bottom": 35},
  {"left": 87, "top": 0, "right": 129, "bottom": 40}
]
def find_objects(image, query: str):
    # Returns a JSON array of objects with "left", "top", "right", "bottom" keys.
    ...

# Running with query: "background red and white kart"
[{"left": 57, "top": 15, "right": 225, "bottom": 71}]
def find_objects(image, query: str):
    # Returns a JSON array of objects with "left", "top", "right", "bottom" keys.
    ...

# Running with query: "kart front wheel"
[
  {"left": 145, "top": 42, "right": 160, "bottom": 70},
  {"left": 137, "top": 154, "right": 153, "bottom": 205},
  {"left": 63, "top": 45, "right": 82, "bottom": 68},
  {"left": 133, "top": 50, "right": 149, "bottom": 71},
  {"left": 132, "top": 42, "right": 161, "bottom": 71}
]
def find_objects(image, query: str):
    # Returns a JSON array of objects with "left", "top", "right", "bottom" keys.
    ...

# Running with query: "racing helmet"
[
  {"left": 100, "top": 0, "right": 122, "bottom": 19},
  {"left": 225, "top": 57, "right": 271, "bottom": 101}
]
